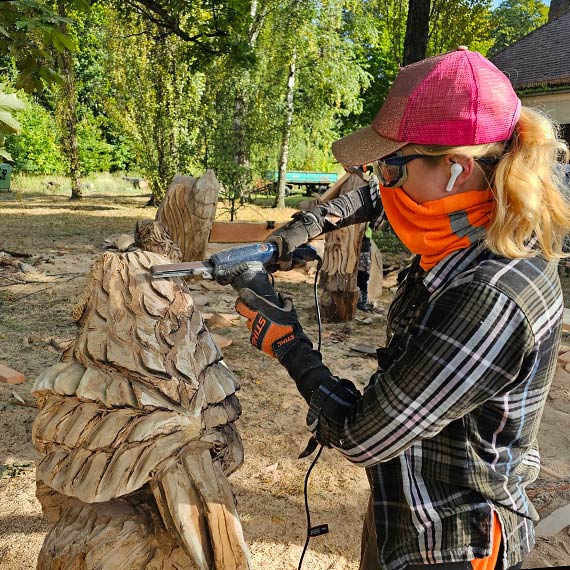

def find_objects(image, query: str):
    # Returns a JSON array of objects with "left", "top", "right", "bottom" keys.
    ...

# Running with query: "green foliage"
[
  {"left": 77, "top": 113, "right": 113, "bottom": 174},
  {"left": 5, "top": 94, "right": 66, "bottom": 174},
  {"left": 0, "top": 88, "right": 25, "bottom": 161},
  {"left": 106, "top": 11, "right": 206, "bottom": 200},
  {"left": 428, "top": 0, "right": 494, "bottom": 56},
  {"left": 0, "top": 0, "right": 77, "bottom": 94},
  {"left": 373, "top": 225, "right": 408, "bottom": 254},
  {"left": 2, "top": 0, "right": 548, "bottom": 205},
  {"left": 114, "top": 0, "right": 255, "bottom": 69},
  {"left": 489, "top": 0, "right": 548, "bottom": 55}
]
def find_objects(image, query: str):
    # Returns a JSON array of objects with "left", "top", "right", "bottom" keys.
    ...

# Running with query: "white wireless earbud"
[{"left": 445, "top": 163, "right": 464, "bottom": 192}]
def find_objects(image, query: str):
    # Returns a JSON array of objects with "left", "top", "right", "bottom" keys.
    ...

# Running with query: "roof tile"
[{"left": 491, "top": 10, "right": 570, "bottom": 89}]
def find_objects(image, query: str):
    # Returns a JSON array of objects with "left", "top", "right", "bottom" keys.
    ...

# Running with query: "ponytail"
[{"left": 488, "top": 107, "right": 570, "bottom": 260}]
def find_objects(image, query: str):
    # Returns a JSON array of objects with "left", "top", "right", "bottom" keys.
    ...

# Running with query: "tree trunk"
[
  {"left": 155, "top": 170, "right": 221, "bottom": 261},
  {"left": 150, "top": 33, "right": 177, "bottom": 204},
  {"left": 274, "top": 49, "right": 297, "bottom": 209},
  {"left": 32, "top": 248, "right": 250, "bottom": 570},
  {"left": 228, "top": 0, "right": 266, "bottom": 210},
  {"left": 403, "top": 0, "right": 431, "bottom": 66},
  {"left": 318, "top": 173, "right": 367, "bottom": 322},
  {"left": 548, "top": 0, "right": 570, "bottom": 22},
  {"left": 57, "top": 1, "right": 81, "bottom": 200}
]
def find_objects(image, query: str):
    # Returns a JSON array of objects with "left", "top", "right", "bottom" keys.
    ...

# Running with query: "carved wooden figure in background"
[
  {"left": 318, "top": 173, "right": 367, "bottom": 322},
  {"left": 32, "top": 248, "right": 251, "bottom": 569}
]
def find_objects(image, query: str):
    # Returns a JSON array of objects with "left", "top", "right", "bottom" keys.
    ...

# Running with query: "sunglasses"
[{"left": 373, "top": 152, "right": 431, "bottom": 187}]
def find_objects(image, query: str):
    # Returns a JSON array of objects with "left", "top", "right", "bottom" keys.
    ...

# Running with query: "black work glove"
[
  {"left": 235, "top": 288, "right": 313, "bottom": 359},
  {"left": 212, "top": 260, "right": 265, "bottom": 286},
  {"left": 265, "top": 211, "right": 324, "bottom": 271}
]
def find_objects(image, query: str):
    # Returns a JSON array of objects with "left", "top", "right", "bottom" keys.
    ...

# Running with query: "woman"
[{"left": 227, "top": 48, "right": 570, "bottom": 570}]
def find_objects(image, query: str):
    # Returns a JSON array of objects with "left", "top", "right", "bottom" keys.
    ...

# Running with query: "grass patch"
[
  {"left": 0, "top": 462, "right": 33, "bottom": 479},
  {"left": 9, "top": 172, "right": 143, "bottom": 198}
]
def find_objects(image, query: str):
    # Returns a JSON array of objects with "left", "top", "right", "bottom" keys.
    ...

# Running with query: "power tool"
[{"left": 151, "top": 242, "right": 319, "bottom": 305}]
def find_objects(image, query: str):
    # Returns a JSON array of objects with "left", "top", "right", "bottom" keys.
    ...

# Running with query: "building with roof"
[{"left": 492, "top": 3, "right": 570, "bottom": 144}]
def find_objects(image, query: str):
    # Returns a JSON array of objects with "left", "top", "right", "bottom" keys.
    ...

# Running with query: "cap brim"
[{"left": 332, "top": 125, "right": 406, "bottom": 166}]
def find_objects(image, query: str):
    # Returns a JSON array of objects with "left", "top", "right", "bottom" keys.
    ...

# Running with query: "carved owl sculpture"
[
  {"left": 134, "top": 219, "right": 182, "bottom": 263},
  {"left": 32, "top": 250, "right": 251, "bottom": 569}
]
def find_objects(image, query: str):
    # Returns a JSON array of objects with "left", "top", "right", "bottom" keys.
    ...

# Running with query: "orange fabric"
[
  {"left": 235, "top": 299, "right": 293, "bottom": 358},
  {"left": 380, "top": 187, "right": 494, "bottom": 270},
  {"left": 471, "top": 512, "right": 502, "bottom": 570}
]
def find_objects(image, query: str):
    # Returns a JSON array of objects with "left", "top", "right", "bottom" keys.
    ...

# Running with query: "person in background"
[{"left": 217, "top": 48, "right": 570, "bottom": 570}]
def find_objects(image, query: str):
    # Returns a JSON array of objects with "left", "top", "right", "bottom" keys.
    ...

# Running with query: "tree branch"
[{"left": 125, "top": 0, "right": 229, "bottom": 44}]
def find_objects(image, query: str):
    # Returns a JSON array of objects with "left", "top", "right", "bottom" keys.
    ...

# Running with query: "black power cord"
[
  {"left": 297, "top": 445, "right": 326, "bottom": 570},
  {"left": 297, "top": 257, "right": 328, "bottom": 570},
  {"left": 270, "top": 254, "right": 328, "bottom": 570}
]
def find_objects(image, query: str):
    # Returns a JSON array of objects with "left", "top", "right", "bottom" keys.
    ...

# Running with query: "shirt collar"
[
  {"left": 422, "top": 236, "right": 540, "bottom": 293},
  {"left": 422, "top": 241, "right": 486, "bottom": 293}
]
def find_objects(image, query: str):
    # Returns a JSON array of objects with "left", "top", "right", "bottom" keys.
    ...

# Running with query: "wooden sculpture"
[
  {"left": 318, "top": 173, "right": 367, "bottom": 322},
  {"left": 32, "top": 249, "right": 251, "bottom": 570},
  {"left": 156, "top": 170, "right": 221, "bottom": 262},
  {"left": 367, "top": 240, "right": 383, "bottom": 307},
  {"left": 134, "top": 219, "right": 182, "bottom": 262}
]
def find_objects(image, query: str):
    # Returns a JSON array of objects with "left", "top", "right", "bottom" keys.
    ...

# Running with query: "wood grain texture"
[
  {"left": 135, "top": 219, "right": 182, "bottom": 262},
  {"left": 156, "top": 171, "right": 220, "bottom": 261},
  {"left": 318, "top": 173, "right": 367, "bottom": 322},
  {"left": 367, "top": 240, "right": 383, "bottom": 306},
  {"left": 32, "top": 249, "right": 250, "bottom": 569}
]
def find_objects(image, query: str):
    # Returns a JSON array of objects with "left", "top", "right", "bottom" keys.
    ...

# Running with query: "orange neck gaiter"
[{"left": 381, "top": 187, "right": 494, "bottom": 271}]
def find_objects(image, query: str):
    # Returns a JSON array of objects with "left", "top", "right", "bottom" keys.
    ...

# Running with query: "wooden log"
[
  {"left": 209, "top": 221, "right": 286, "bottom": 244},
  {"left": 208, "top": 221, "right": 324, "bottom": 244},
  {"left": 0, "top": 362, "right": 25, "bottom": 384},
  {"left": 32, "top": 248, "right": 250, "bottom": 570},
  {"left": 156, "top": 170, "right": 221, "bottom": 262},
  {"left": 318, "top": 173, "right": 367, "bottom": 322}
]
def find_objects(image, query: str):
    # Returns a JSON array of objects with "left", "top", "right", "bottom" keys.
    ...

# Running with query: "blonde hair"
[{"left": 408, "top": 107, "right": 570, "bottom": 261}]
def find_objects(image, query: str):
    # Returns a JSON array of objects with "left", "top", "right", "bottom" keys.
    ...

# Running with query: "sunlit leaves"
[
  {"left": 489, "top": 0, "right": 548, "bottom": 55},
  {"left": 0, "top": 1, "right": 77, "bottom": 93}
]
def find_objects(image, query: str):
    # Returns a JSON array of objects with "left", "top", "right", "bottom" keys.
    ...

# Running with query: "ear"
[
  {"left": 446, "top": 163, "right": 463, "bottom": 192},
  {"left": 443, "top": 155, "right": 474, "bottom": 192},
  {"left": 443, "top": 155, "right": 475, "bottom": 176}
]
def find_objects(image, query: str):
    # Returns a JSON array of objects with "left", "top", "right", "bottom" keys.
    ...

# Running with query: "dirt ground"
[{"left": 1, "top": 190, "right": 570, "bottom": 569}]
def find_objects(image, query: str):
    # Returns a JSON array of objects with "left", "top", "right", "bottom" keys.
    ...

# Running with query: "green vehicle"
[{"left": 263, "top": 170, "right": 339, "bottom": 195}]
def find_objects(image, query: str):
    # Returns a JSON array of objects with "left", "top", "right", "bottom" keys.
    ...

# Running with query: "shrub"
[
  {"left": 77, "top": 113, "right": 113, "bottom": 174},
  {"left": 5, "top": 96, "right": 66, "bottom": 174}
]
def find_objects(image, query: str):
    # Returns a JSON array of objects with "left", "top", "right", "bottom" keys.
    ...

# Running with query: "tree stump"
[
  {"left": 156, "top": 170, "right": 221, "bottom": 262},
  {"left": 318, "top": 173, "right": 367, "bottom": 322},
  {"left": 32, "top": 249, "right": 251, "bottom": 570}
]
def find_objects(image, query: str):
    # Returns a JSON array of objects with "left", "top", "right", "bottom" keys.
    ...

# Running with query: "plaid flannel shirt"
[{"left": 305, "top": 242, "right": 562, "bottom": 570}]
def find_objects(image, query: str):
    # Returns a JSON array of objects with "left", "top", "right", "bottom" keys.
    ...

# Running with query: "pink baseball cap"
[{"left": 332, "top": 47, "right": 521, "bottom": 165}]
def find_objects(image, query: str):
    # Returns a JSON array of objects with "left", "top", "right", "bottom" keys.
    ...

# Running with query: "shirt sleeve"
[
  {"left": 312, "top": 180, "right": 384, "bottom": 232},
  {"left": 292, "top": 279, "right": 535, "bottom": 467}
]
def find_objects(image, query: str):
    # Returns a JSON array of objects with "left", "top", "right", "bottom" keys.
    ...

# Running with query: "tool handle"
[
  {"left": 209, "top": 242, "right": 319, "bottom": 269},
  {"left": 231, "top": 266, "right": 281, "bottom": 306},
  {"left": 209, "top": 243, "right": 277, "bottom": 269}
]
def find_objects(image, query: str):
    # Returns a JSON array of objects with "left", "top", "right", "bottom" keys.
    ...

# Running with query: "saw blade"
[{"left": 150, "top": 261, "right": 213, "bottom": 278}]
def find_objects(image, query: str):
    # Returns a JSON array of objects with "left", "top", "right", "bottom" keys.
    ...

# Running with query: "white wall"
[{"left": 521, "top": 91, "right": 570, "bottom": 124}]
